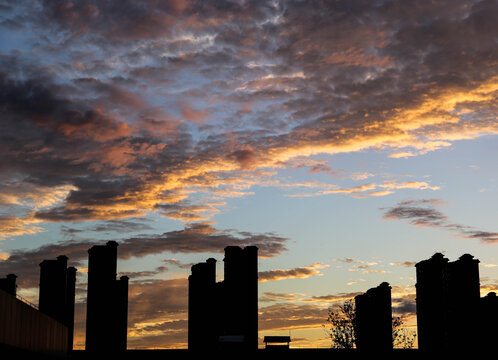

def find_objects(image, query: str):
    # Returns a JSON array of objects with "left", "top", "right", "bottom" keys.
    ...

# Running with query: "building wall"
[
  {"left": 355, "top": 282, "right": 392, "bottom": 351},
  {"left": 480, "top": 292, "right": 498, "bottom": 351},
  {"left": 86, "top": 241, "right": 128, "bottom": 352},
  {"left": 0, "top": 274, "right": 17, "bottom": 296},
  {"left": 0, "top": 289, "right": 68, "bottom": 354},
  {"left": 223, "top": 246, "right": 258, "bottom": 350},
  {"left": 415, "top": 253, "right": 481, "bottom": 351},
  {"left": 39, "top": 255, "right": 68, "bottom": 324},
  {"left": 188, "top": 246, "right": 259, "bottom": 351},
  {"left": 415, "top": 253, "right": 449, "bottom": 351},
  {"left": 188, "top": 258, "right": 218, "bottom": 350}
]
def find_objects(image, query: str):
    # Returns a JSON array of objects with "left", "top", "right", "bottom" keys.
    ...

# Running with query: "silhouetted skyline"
[{"left": 3, "top": 249, "right": 496, "bottom": 355}]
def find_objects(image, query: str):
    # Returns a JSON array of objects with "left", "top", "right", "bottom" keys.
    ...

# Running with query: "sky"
[{"left": 0, "top": 0, "right": 497, "bottom": 349}]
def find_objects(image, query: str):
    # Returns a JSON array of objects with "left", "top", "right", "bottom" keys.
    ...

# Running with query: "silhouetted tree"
[
  {"left": 326, "top": 300, "right": 416, "bottom": 349},
  {"left": 325, "top": 299, "right": 357, "bottom": 349},
  {"left": 392, "top": 316, "right": 417, "bottom": 349}
]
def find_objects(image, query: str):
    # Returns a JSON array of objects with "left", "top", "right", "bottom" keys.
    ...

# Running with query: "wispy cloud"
[
  {"left": 382, "top": 199, "right": 498, "bottom": 243},
  {"left": 258, "top": 263, "right": 330, "bottom": 283}
]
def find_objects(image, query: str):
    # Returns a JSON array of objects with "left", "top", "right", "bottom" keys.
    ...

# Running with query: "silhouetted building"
[
  {"left": 39, "top": 255, "right": 68, "bottom": 323},
  {"left": 0, "top": 274, "right": 17, "bottom": 296},
  {"left": 38, "top": 255, "right": 77, "bottom": 351},
  {"left": 86, "top": 241, "right": 129, "bottom": 352},
  {"left": 188, "top": 246, "right": 258, "bottom": 351},
  {"left": 444, "top": 253, "right": 480, "bottom": 349},
  {"left": 415, "top": 253, "right": 447, "bottom": 351},
  {"left": 479, "top": 292, "right": 498, "bottom": 351},
  {"left": 355, "top": 282, "right": 392, "bottom": 351},
  {"left": 415, "top": 253, "right": 480, "bottom": 351},
  {"left": 188, "top": 258, "right": 218, "bottom": 350},
  {"left": 1, "top": 286, "right": 68, "bottom": 355},
  {"left": 66, "top": 266, "right": 77, "bottom": 352},
  {"left": 222, "top": 246, "right": 258, "bottom": 350}
]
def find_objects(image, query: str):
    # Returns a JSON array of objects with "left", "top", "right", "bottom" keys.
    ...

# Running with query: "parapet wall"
[{"left": 0, "top": 289, "right": 68, "bottom": 354}]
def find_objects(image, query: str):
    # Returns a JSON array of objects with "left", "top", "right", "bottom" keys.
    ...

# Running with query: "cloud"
[
  {"left": 392, "top": 295, "right": 417, "bottom": 317},
  {"left": 0, "top": 223, "right": 288, "bottom": 287},
  {"left": 0, "top": 214, "right": 45, "bottom": 240},
  {"left": 390, "top": 261, "right": 418, "bottom": 268},
  {"left": 382, "top": 199, "right": 498, "bottom": 243},
  {"left": 304, "top": 292, "right": 363, "bottom": 303},
  {"left": 0, "top": 0, "right": 495, "bottom": 239},
  {"left": 258, "top": 263, "right": 330, "bottom": 283},
  {"left": 334, "top": 258, "right": 356, "bottom": 264},
  {"left": 333, "top": 257, "right": 388, "bottom": 274},
  {"left": 61, "top": 218, "right": 155, "bottom": 236},
  {"left": 258, "top": 303, "right": 329, "bottom": 332},
  {"left": 0, "top": 2, "right": 495, "bottom": 255},
  {"left": 285, "top": 179, "right": 439, "bottom": 198},
  {"left": 0, "top": 183, "right": 77, "bottom": 209},
  {"left": 154, "top": 201, "right": 224, "bottom": 222},
  {"left": 120, "top": 266, "right": 169, "bottom": 280},
  {"left": 259, "top": 292, "right": 306, "bottom": 303},
  {"left": 117, "top": 223, "right": 289, "bottom": 259}
]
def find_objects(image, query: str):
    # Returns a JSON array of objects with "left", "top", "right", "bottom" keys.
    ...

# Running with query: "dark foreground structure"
[
  {"left": 39, "top": 255, "right": 77, "bottom": 351},
  {"left": 416, "top": 253, "right": 481, "bottom": 351},
  {"left": 355, "top": 282, "right": 392, "bottom": 351},
  {"left": 0, "top": 255, "right": 77, "bottom": 356},
  {"left": 2, "top": 248, "right": 497, "bottom": 357},
  {"left": 71, "top": 348, "right": 423, "bottom": 359},
  {"left": 188, "top": 246, "right": 258, "bottom": 351},
  {"left": 86, "top": 241, "right": 129, "bottom": 352}
]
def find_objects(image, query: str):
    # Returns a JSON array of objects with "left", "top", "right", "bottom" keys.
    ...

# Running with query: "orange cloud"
[{"left": 258, "top": 263, "right": 330, "bottom": 283}]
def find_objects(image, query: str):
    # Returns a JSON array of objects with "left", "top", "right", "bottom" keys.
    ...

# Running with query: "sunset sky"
[{"left": 0, "top": 0, "right": 497, "bottom": 349}]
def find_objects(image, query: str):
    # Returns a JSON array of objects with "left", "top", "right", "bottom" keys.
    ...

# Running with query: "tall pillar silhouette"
[
  {"left": 39, "top": 255, "right": 68, "bottom": 324},
  {"left": 38, "top": 255, "right": 77, "bottom": 350},
  {"left": 0, "top": 273, "right": 17, "bottom": 296},
  {"left": 86, "top": 241, "right": 128, "bottom": 352},
  {"left": 223, "top": 246, "right": 258, "bottom": 350},
  {"left": 416, "top": 253, "right": 480, "bottom": 351},
  {"left": 355, "top": 282, "right": 392, "bottom": 351},
  {"left": 66, "top": 266, "right": 77, "bottom": 351},
  {"left": 188, "top": 258, "right": 217, "bottom": 350},
  {"left": 188, "top": 246, "right": 258, "bottom": 351}
]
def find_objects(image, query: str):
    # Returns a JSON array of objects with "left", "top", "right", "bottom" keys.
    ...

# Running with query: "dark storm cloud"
[{"left": 382, "top": 199, "right": 498, "bottom": 243}]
